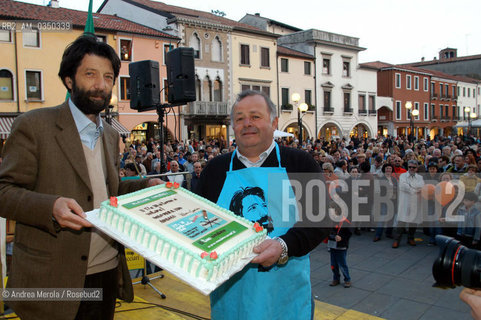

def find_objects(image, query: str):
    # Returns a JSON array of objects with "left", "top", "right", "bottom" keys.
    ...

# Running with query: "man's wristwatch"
[{"left": 274, "top": 237, "right": 288, "bottom": 265}]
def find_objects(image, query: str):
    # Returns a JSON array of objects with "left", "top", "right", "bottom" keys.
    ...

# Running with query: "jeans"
[{"left": 330, "top": 249, "right": 350, "bottom": 282}]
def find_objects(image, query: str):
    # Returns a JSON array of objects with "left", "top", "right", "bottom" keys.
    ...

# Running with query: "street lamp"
[
  {"left": 466, "top": 107, "right": 477, "bottom": 136},
  {"left": 291, "top": 93, "right": 308, "bottom": 145},
  {"left": 405, "top": 102, "right": 418, "bottom": 141}
]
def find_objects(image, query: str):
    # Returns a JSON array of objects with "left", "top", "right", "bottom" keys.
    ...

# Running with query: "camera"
[{"left": 432, "top": 235, "right": 481, "bottom": 289}]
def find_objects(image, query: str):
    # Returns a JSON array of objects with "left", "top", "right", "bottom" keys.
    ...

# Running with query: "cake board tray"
[{"left": 86, "top": 209, "right": 258, "bottom": 295}]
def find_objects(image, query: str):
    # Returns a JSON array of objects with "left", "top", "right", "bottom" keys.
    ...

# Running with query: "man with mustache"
[
  {"left": 0, "top": 35, "right": 161, "bottom": 320},
  {"left": 195, "top": 90, "right": 329, "bottom": 320}
]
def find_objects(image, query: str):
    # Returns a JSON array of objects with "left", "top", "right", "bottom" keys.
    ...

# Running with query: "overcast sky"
[{"left": 20, "top": 0, "right": 481, "bottom": 64}]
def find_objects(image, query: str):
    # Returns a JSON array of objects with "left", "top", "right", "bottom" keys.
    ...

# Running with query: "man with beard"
[{"left": 0, "top": 35, "right": 161, "bottom": 320}]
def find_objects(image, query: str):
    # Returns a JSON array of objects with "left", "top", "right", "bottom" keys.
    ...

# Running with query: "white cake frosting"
[{"left": 98, "top": 184, "right": 266, "bottom": 282}]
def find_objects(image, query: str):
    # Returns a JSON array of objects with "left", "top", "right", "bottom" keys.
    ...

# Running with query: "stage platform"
[{"left": 114, "top": 271, "right": 384, "bottom": 320}]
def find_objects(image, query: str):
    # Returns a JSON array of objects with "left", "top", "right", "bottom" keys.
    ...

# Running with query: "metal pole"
[{"left": 298, "top": 108, "right": 302, "bottom": 145}]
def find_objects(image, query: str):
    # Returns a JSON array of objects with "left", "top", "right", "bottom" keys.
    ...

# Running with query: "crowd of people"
[{"left": 122, "top": 133, "right": 481, "bottom": 251}]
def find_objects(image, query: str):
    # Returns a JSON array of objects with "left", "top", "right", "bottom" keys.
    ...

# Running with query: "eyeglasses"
[{"left": 408, "top": 166, "right": 417, "bottom": 169}]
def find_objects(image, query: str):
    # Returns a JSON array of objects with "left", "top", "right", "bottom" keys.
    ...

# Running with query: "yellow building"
[{"left": 0, "top": 0, "right": 178, "bottom": 148}]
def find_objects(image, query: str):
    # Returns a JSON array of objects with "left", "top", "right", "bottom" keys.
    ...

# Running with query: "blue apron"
[{"left": 211, "top": 144, "right": 312, "bottom": 320}]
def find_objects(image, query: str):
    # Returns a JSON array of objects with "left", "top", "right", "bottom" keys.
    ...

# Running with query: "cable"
[{"left": 115, "top": 300, "right": 210, "bottom": 320}]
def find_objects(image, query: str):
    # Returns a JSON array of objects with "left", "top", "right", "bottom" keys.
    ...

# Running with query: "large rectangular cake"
[{"left": 98, "top": 183, "right": 266, "bottom": 285}]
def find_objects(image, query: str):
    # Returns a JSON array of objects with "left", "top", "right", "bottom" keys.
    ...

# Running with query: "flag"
[
  {"left": 84, "top": 0, "right": 95, "bottom": 36},
  {"left": 66, "top": 0, "right": 96, "bottom": 101}
]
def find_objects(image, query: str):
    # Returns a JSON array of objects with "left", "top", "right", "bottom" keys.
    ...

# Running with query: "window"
[
  {"left": 414, "top": 76, "right": 419, "bottom": 90},
  {"left": 414, "top": 102, "right": 419, "bottom": 120},
  {"left": 305, "top": 90, "right": 312, "bottom": 106},
  {"left": 213, "top": 78, "right": 222, "bottom": 101},
  {"left": 212, "top": 36, "right": 222, "bottom": 62},
  {"left": 406, "top": 75, "right": 412, "bottom": 90},
  {"left": 431, "top": 82, "right": 435, "bottom": 95},
  {"left": 280, "top": 58, "right": 288, "bottom": 72},
  {"left": 369, "top": 95, "right": 375, "bottom": 111},
  {"left": 342, "top": 61, "right": 350, "bottom": 77},
  {"left": 445, "top": 105, "right": 449, "bottom": 119},
  {"left": 396, "top": 101, "right": 401, "bottom": 120},
  {"left": 195, "top": 76, "right": 201, "bottom": 101},
  {"left": 241, "top": 84, "right": 250, "bottom": 92},
  {"left": 445, "top": 84, "right": 449, "bottom": 97},
  {"left": 260, "top": 47, "right": 269, "bottom": 67},
  {"left": 423, "top": 77, "right": 428, "bottom": 91},
  {"left": 439, "top": 83, "right": 443, "bottom": 97},
  {"left": 240, "top": 44, "right": 250, "bottom": 65},
  {"left": 304, "top": 61, "right": 311, "bottom": 75},
  {"left": 23, "top": 28, "right": 40, "bottom": 47},
  {"left": 203, "top": 76, "right": 212, "bottom": 101},
  {"left": 452, "top": 105, "right": 456, "bottom": 120},
  {"left": 323, "top": 59, "right": 330, "bottom": 75},
  {"left": 424, "top": 103, "right": 429, "bottom": 120},
  {"left": 452, "top": 86, "right": 456, "bottom": 98},
  {"left": 190, "top": 33, "right": 201, "bottom": 59},
  {"left": 120, "top": 39, "right": 132, "bottom": 61},
  {"left": 463, "top": 87, "right": 466, "bottom": 97},
  {"left": 252, "top": 85, "right": 260, "bottom": 92},
  {"left": 281, "top": 88, "right": 289, "bottom": 108},
  {"left": 261, "top": 86, "right": 270, "bottom": 97},
  {"left": 96, "top": 35, "right": 106, "bottom": 43},
  {"left": 0, "top": 69, "right": 14, "bottom": 100},
  {"left": 344, "top": 92, "right": 351, "bottom": 111},
  {"left": 163, "top": 44, "right": 173, "bottom": 64},
  {"left": 119, "top": 76, "right": 130, "bottom": 100},
  {"left": 395, "top": 73, "right": 401, "bottom": 88},
  {"left": 324, "top": 91, "right": 331, "bottom": 110},
  {"left": 25, "top": 70, "right": 42, "bottom": 100},
  {"left": 358, "top": 94, "right": 366, "bottom": 111},
  {"left": 458, "top": 86, "right": 461, "bottom": 97},
  {"left": 0, "top": 30, "right": 12, "bottom": 42},
  {"left": 468, "top": 88, "right": 471, "bottom": 98},
  {"left": 431, "top": 104, "right": 436, "bottom": 119},
  {"left": 440, "top": 105, "right": 443, "bottom": 119}
]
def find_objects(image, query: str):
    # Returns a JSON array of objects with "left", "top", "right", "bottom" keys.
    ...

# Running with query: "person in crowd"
[
  {"left": 189, "top": 161, "right": 202, "bottom": 192},
  {"left": 195, "top": 90, "right": 329, "bottom": 320},
  {"left": 165, "top": 160, "right": 186, "bottom": 187},
  {"left": 456, "top": 192, "right": 481, "bottom": 249},
  {"left": 448, "top": 154, "right": 468, "bottom": 174},
  {"left": 134, "top": 155, "right": 147, "bottom": 176},
  {"left": 374, "top": 163, "right": 397, "bottom": 242},
  {"left": 392, "top": 160, "right": 424, "bottom": 248},
  {"left": 327, "top": 204, "right": 352, "bottom": 288},
  {"left": 0, "top": 35, "right": 162, "bottom": 320},
  {"left": 461, "top": 165, "right": 481, "bottom": 193}
]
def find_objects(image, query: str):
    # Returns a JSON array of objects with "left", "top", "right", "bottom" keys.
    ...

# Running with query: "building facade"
[{"left": 278, "top": 29, "right": 378, "bottom": 140}]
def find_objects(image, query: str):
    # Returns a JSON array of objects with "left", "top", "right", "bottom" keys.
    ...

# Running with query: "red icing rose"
[
  {"left": 210, "top": 251, "right": 218, "bottom": 260},
  {"left": 166, "top": 182, "right": 173, "bottom": 188},
  {"left": 173, "top": 182, "right": 180, "bottom": 189},
  {"left": 110, "top": 197, "right": 118, "bottom": 207},
  {"left": 200, "top": 251, "right": 208, "bottom": 259},
  {"left": 255, "top": 225, "right": 263, "bottom": 233}
]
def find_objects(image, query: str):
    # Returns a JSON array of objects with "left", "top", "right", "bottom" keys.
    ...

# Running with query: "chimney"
[
  {"left": 255, "top": 13, "right": 260, "bottom": 16},
  {"left": 48, "top": 0, "right": 59, "bottom": 8},
  {"left": 421, "top": 57, "right": 425, "bottom": 62}
]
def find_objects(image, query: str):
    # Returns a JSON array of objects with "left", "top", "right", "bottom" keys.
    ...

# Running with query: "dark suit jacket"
[{"left": 0, "top": 102, "right": 148, "bottom": 320}]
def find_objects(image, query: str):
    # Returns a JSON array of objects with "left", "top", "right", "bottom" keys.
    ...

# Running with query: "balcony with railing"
[
  {"left": 323, "top": 107, "right": 333, "bottom": 115},
  {"left": 343, "top": 108, "right": 353, "bottom": 115},
  {"left": 359, "top": 109, "right": 367, "bottom": 115},
  {"left": 431, "top": 93, "right": 438, "bottom": 100},
  {"left": 369, "top": 109, "right": 377, "bottom": 115},
  {"left": 184, "top": 101, "right": 229, "bottom": 116}
]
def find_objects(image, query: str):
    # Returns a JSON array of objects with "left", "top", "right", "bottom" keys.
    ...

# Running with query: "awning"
[
  {"left": 109, "top": 118, "right": 131, "bottom": 136},
  {"left": 0, "top": 116, "right": 16, "bottom": 139}
]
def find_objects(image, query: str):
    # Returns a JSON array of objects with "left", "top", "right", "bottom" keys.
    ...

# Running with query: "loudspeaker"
[
  {"left": 129, "top": 60, "right": 160, "bottom": 111},
  {"left": 166, "top": 47, "right": 196, "bottom": 104}
]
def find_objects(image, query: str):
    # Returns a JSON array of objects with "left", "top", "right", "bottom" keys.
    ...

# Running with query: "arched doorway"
[
  {"left": 130, "top": 121, "right": 174, "bottom": 144},
  {"left": 318, "top": 122, "right": 342, "bottom": 140},
  {"left": 350, "top": 123, "right": 371, "bottom": 139},
  {"left": 284, "top": 122, "right": 308, "bottom": 141}
]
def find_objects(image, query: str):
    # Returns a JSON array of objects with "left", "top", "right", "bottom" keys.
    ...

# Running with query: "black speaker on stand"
[{"left": 127, "top": 50, "right": 196, "bottom": 299}]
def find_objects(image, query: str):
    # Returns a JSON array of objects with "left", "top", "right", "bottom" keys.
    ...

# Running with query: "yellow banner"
[{"left": 125, "top": 248, "right": 144, "bottom": 270}]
